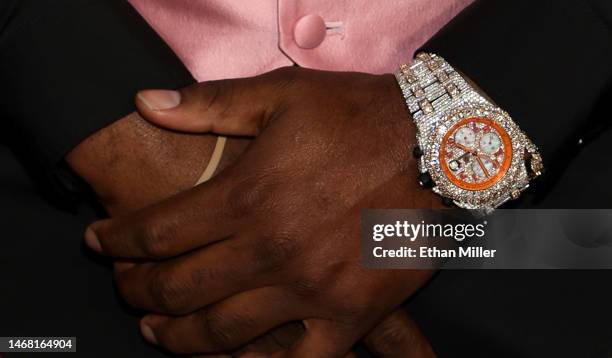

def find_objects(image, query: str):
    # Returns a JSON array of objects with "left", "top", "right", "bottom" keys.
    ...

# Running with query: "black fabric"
[
  {"left": 421, "top": 0, "right": 612, "bottom": 181},
  {"left": 0, "top": 0, "right": 194, "bottom": 209},
  {"left": 408, "top": 2, "right": 612, "bottom": 355},
  {"left": 0, "top": 0, "right": 611, "bottom": 356},
  {"left": 0, "top": 146, "right": 168, "bottom": 358},
  {"left": 406, "top": 90, "right": 612, "bottom": 358}
]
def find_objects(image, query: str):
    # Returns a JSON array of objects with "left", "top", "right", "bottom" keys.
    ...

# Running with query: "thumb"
[{"left": 135, "top": 71, "right": 289, "bottom": 136}]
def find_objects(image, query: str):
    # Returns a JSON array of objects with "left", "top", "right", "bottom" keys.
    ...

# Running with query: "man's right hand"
[{"left": 86, "top": 67, "right": 442, "bottom": 356}]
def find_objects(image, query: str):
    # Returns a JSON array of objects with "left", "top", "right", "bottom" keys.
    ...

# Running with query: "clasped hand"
[{"left": 85, "top": 67, "right": 440, "bottom": 357}]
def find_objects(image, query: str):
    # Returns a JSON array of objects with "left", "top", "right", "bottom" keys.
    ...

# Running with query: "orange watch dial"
[{"left": 440, "top": 117, "right": 512, "bottom": 191}]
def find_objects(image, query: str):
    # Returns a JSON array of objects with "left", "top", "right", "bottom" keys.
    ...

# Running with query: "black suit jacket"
[
  {"left": 425, "top": 0, "right": 612, "bottom": 170},
  {"left": 0, "top": 0, "right": 611, "bottom": 356}
]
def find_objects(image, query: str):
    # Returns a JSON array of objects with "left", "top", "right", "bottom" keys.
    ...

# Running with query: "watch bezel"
[
  {"left": 420, "top": 103, "right": 530, "bottom": 209},
  {"left": 440, "top": 117, "right": 513, "bottom": 191}
]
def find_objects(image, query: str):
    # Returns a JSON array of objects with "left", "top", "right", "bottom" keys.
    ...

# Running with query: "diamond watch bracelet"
[{"left": 395, "top": 52, "right": 543, "bottom": 212}]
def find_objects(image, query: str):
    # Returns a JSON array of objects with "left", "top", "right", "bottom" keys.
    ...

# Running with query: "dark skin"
[
  {"left": 65, "top": 74, "right": 434, "bottom": 356},
  {"left": 85, "top": 67, "right": 443, "bottom": 357}
]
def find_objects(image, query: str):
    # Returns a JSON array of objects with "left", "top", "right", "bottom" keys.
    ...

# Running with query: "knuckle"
[
  {"left": 345, "top": 290, "right": 377, "bottom": 314},
  {"left": 367, "top": 315, "right": 414, "bottom": 355},
  {"left": 191, "top": 266, "right": 227, "bottom": 286},
  {"left": 254, "top": 234, "right": 298, "bottom": 272},
  {"left": 255, "top": 67, "right": 302, "bottom": 105},
  {"left": 198, "top": 80, "right": 235, "bottom": 121},
  {"left": 334, "top": 289, "right": 377, "bottom": 324},
  {"left": 139, "top": 219, "right": 177, "bottom": 258},
  {"left": 226, "top": 175, "right": 275, "bottom": 217},
  {"left": 291, "top": 273, "right": 324, "bottom": 299},
  {"left": 200, "top": 309, "right": 242, "bottom": 350},
  {"left": 319, "top": 269, "right": 377, "bottom": 322},
  {"left": 150, "top": 267, "right": 191, "bottom": 314},
  {"left": 226, "top": 190, "right": 252, "bottom": 218},
  {"left": 335, "top": 301, "right": 370, "bottom": 326}
]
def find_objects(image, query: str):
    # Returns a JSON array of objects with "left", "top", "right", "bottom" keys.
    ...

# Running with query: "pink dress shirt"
[{"left": 128, "top": 0, "right": 472, "bottom": 82}]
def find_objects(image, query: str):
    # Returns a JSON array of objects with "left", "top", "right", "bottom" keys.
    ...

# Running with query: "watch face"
[
  {"left": 440, "top": 117, "right": 512, "bottom": 190},
  {"left": 420, "top": 103, "right": 534, "bottom": 210}
]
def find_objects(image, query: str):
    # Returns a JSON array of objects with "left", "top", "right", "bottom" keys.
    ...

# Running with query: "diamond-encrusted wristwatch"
[{"left": 395, "top": 52, "right": 543, "bottom": 212}]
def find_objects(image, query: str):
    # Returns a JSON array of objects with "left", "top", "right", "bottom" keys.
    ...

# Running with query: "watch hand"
[
  {"left": 452, "top": 151, "right": 471, "bottom": 163},
  {"left": 451, "top": 142, "right": 476, "bottom": 154},
  {"left": 475, "top": 156, "right": 491, "bottom": 178}
]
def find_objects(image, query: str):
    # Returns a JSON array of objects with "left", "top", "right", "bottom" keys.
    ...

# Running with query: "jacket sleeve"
[
  {"left": 421, "top": 0, "right": 612, "bottom": 172},
  {"left": 0, "top": 0, "right": 194, "bottom": 208}
]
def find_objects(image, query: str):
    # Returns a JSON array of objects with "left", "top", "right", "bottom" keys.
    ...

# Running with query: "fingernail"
[
  {"left": 84, "top": 227, "right": 102, "bottom": 253},
  {"left": 137, "top": 89, "right": 181, "bottom": 111},
  {"left": 140, "top": 321, "right": 158, "bottom": 345}
]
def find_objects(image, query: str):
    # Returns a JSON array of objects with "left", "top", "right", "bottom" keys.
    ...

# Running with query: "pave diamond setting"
[
  {"left": 395, "top": 53, "right": 543, "bottom": 211},
  {"left": 422, "top": 103, "right": 533, "bottom": 209}
]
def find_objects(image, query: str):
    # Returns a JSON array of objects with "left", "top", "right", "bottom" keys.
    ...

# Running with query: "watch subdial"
[
  {"left": 454, "top": 127, "right": 476, "bottom": 148},
  {"left": 479, "top": 132, "right": 502, "bottom": 154},
  {"left": 471, "top": 156, "right": 495, "bottom": 180}
]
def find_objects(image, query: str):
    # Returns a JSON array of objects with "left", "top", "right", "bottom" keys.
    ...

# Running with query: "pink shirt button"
[{"left": 293, "top": 14, "right": 327, "bottom": 49}]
